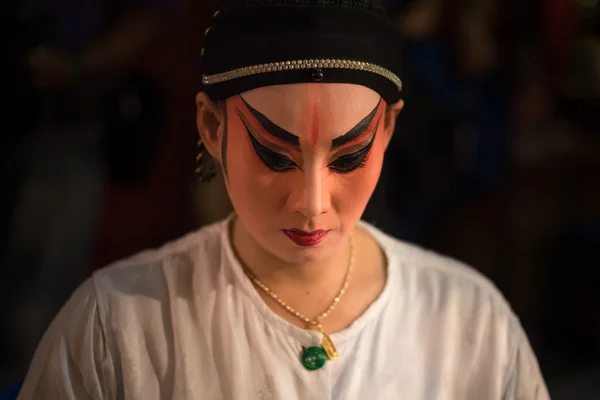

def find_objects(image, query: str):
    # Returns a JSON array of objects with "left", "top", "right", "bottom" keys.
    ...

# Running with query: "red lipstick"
[{"left": 283, "top": 229, "right": 328, "bottom": 247}]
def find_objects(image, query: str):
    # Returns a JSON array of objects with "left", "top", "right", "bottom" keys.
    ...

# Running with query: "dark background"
[{"left": 1, "top": 0, "right": 599, "bottom": 397}]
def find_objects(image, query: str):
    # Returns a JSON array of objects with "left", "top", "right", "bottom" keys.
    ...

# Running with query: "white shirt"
[{"left": 18, "top": 218, "right": 550, "bottom": 399}]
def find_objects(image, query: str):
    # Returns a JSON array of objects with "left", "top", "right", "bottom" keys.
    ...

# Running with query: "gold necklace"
[{"left": 243, "top": 236, "right": 354, "bottom": 371}]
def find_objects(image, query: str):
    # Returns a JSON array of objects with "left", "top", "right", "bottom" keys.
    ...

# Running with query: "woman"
[{"left": 18, "top": 0, "right": 549, "bottom": 398}]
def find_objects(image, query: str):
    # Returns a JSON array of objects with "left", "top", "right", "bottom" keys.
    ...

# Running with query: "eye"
[
  {"left": 258, "top": 148, "right": 297, "bottom": 172},
  {"left": 248, "top": 132, "right": 297, "bottom": 172},
  {"left": 328, "top": 141, "right": 373, "bottom": 173}
]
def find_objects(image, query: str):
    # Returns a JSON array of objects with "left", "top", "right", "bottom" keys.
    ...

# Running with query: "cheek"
[
  {"left": 331, "top": 138, "right": 385, "bottom": 215},
  {"left": 223, "top": 122, "right": 287, "bottom": 215}
]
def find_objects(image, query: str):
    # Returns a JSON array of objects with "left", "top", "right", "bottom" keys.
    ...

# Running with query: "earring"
[{"left": 195, "top": 138, "right": 216, "bottom": 183}]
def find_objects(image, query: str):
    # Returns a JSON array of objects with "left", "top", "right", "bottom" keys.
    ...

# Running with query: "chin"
[
  {"left": 278, "top": 249, "right": 330, "bottom": 265},
  {"left": 268, "top": 235, "right": 339, "bottom": 265}
]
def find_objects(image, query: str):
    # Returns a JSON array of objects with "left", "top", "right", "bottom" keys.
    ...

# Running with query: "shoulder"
[
  {"left": 364, "top": 222, "right": 549, "bottom": 396},
  {"left": 78, "top": 218, "right": 229, "bottom": 336},
  {"left": 18, "top": 220, "right": 231, "bottom": 398},
  {"left": 91, "top": 219, "right": 226, "bottom": 300},
  {"left": 363, "top": 220, "right": 512, "bottom": 318},
  {"left": 363, "top": 221, "right": 523, "bottom": 358},
  {"left": 18, "top": 278, "right": 116, "bottom": 398}
]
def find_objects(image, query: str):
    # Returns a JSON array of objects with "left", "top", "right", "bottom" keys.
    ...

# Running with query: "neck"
[{"left": 231, "top": 217, "right": 351, "bottom": 292}]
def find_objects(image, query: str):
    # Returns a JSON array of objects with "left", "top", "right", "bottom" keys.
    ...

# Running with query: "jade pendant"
[{"left": 301, "top": 346, "right": 327, "bottom": 371}]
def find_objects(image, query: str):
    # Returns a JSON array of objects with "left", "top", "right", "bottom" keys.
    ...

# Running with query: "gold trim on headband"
[{"left": 202, "top": 58, "right": 402, "bottom": 92}]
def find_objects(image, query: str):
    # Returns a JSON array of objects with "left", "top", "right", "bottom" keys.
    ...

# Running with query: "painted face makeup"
[
  {"left": 328, "top": 102, "right": 381, "bottom": 173},
  {"left": 221, "top": 83, "right": 388, "bottom": 264},
  {"left": 236, "top": 106, "right": 299, "bottom": 173},
  {"left": 237, "top": 95, "right": 381, "bottom": 175}
]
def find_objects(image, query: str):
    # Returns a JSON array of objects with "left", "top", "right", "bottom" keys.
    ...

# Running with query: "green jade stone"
[{"left": 301, "top": 346, "right": 328, "bottom": 371}]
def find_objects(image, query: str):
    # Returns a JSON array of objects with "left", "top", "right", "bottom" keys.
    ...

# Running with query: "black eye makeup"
[
  {"left": 238, "top": 109, "right": 298, "bottom": 172},
  {"left": 237, "top": 103, "right": 379, "bottom": 175},
  {"left": 328, "top": 111, "right": 380, "bottom": 173},
  {"left": 328, "top": 137, "right": 374, "bottom": 173},
  {"left": 247, "top": 131, "right": 298, "bottom": 172}
]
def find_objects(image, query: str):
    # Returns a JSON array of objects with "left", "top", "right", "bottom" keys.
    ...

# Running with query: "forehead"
[{"left": 236, "top": 83, "right": 381, "bottom": 139}]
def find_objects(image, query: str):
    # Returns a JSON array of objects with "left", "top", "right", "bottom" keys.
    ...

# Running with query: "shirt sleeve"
[
  {"left": 502, "top": 326, "right": 550, "bottom": 400},
  {"left": 17, "top": 278, "right": 116, "bottom": 400}
]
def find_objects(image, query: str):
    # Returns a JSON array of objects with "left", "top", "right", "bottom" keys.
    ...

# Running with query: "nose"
[{"left": 287, "top": 165, "right": 331, "bottom": 218}]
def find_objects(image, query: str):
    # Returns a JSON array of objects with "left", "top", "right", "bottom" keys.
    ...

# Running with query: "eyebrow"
[
  {"left": 239, "top": 95, "right": 300, "bottom": 148},
  {"left": 237, "top": 109, "right": 280, "bottom": 155},
  {"left": 236, "top": 108, "right": 287, "bottom": 154},
  {"left": 335, "top": 113, "right": 381, "bottom": 156},
  {"left": 238, "top": 95, "right": 382, "bottom": 150},
  {"left": 331, "top": 98, "right": 382, "bottom": 149}
]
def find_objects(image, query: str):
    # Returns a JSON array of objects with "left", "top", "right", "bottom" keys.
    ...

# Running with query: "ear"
[
  {"left": 382, "top": 99, "right": 404, "bottom": 150},
  {"left": 196, "top": 92, "right": 225, "bottom": 162}
]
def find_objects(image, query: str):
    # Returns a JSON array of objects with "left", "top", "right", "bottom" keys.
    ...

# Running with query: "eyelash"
[
  {"left": 250, "top": 132, "right": 372, "bottom": 174},
  {"left": 328, "top": 141, "right": 373, "bottom": 173},
  {"left": 259, "top": 148, "right": 370, "bottom": 173},
  {"left": 260, "top": 151, "right": 297, "bottom": 172},
  {"left": 249, "top": 135, "right": 298, "bottom": 172}
]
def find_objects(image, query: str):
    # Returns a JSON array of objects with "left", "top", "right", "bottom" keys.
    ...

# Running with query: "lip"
[{"left": 283, "top": 229, "right": 329, "bottom": 247}]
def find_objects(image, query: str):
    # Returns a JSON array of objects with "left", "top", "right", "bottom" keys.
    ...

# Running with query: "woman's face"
[{"left": 219, "top": 84, "right": 393, "bottom": 264}]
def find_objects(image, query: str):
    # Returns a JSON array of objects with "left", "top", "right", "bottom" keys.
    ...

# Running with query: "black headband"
[{"left": 201, "top": 0, "right": 403, "bottom": 103}]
